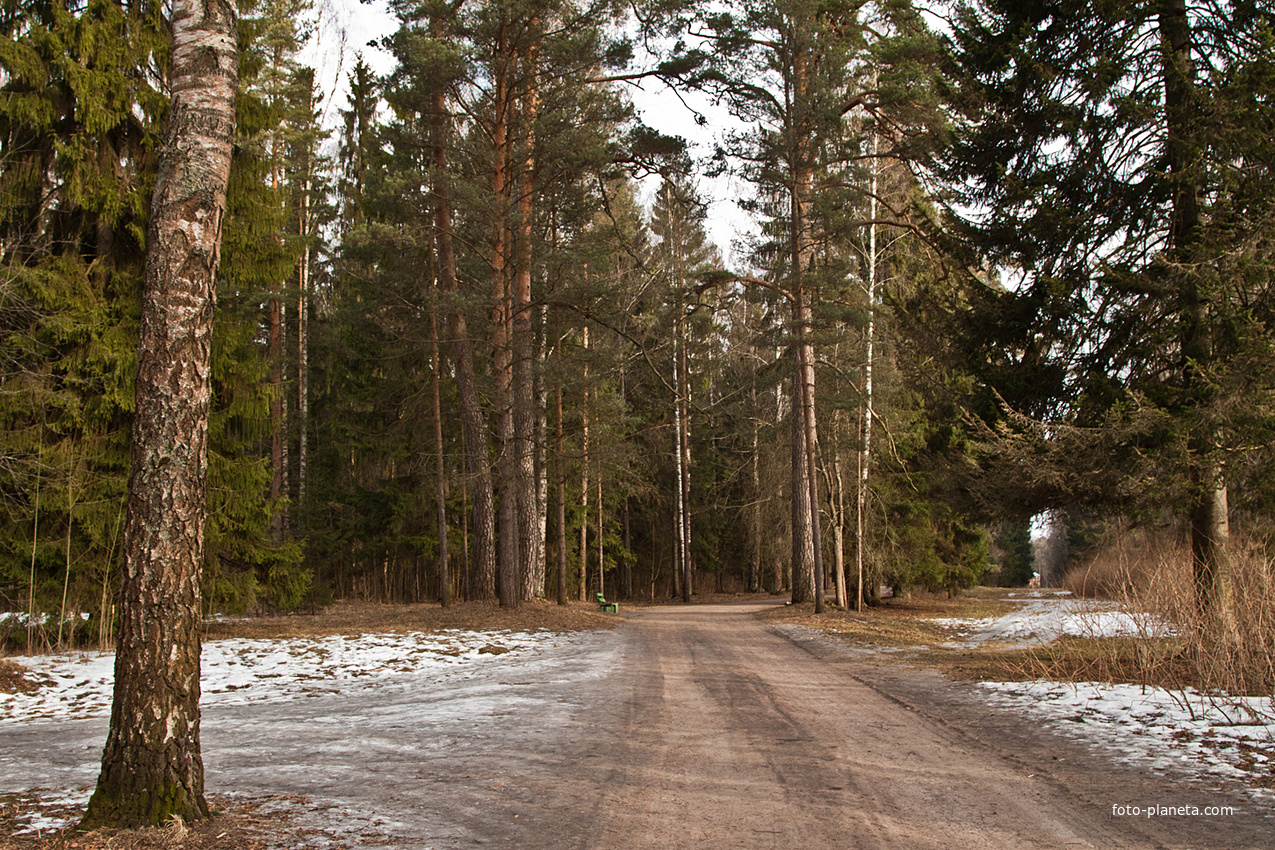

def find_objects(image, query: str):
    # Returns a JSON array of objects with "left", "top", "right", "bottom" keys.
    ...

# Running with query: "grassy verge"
[
  {"left": 757, "top": 588, "right": 1019, "bottom": 650},
  {"left": 200, "top": 597, "right": 622, "bottom": 642},
  {"left": 758, "top": 588, "right": 1261, "bottom": 696}
]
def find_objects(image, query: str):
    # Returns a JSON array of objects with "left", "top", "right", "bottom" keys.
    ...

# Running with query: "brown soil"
[
  {"left": 201, "top": 597, "right": 622, "bottom": 642},
  {"left": 0, "top": 795, "right": 338, "bottom": 850}
]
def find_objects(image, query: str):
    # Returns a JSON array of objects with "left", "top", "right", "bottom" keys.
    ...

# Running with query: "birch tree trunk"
[
  {"left": 858, "top": 133, "right": 878, "bottom": 613},
  {"left": 82, "top": 0, "right": 237, "bottom": 826},
  {"left": 296, "top": 154, "right": 312, "bottom": 514},
  {"left": 679, "top": 318, "right": 693, "bottom": 602},
  {"left": 673, "top": 313, "right": 689, "bottom": 603},
  {"left": 578, "top": 325, "right": 590, "bottom": 601},
  {"left": 555, "top": 354, "right": 568, "bottom": 605},
  {"left": 534, "top": 304, "right": 549, "bottom": 598},
  {"left": 831, "top": 409, "right": 848, "bottom": 608}
]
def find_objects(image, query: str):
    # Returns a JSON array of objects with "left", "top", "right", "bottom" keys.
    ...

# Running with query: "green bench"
[{"left": 595, "top": 592, "right": 618, "bottom": 613}]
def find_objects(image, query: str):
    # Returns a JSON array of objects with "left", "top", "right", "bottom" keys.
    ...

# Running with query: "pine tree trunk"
[
  {"left": 82, "top": 0, "right": 236, "bottom": 826},
  {"left": 790, "top": 352, "right": 815, "bottom": 605},
  {"left": 788, "top": 216, "right": 816, "bottom": 602},
  {"left": 787, "top": 37, "right": 819, "bottom": 607},
  {"left": 432, "top": 85, "right": 495, "bottom": 600},
  {"left": 597, "top": 472, "right": 604, "bottom": 598},
  {"left": 802, "top": 334, "right": 824, "bottom": 613},
  {"left": 431, "top": 277, "right": 449, "bottom": 608},
  {"left": 514, "top": 32, "right": 541, "bottom": 602},
  {"left": 491, "top": 18, "right": 519, "bottom": 608}
]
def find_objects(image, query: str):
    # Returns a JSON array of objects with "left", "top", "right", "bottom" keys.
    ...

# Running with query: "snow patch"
[
  {"left": 980, "top": 680, "right": 1275, "bottom": 796},
  {"left": 935, "top": 597, "right": 1171, "bottom": 645},
  {"left": 0, "top": 629, "right": 561, "bottom": 725}
]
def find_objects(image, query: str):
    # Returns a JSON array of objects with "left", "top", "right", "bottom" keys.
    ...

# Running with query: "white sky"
[{"left": 304, "top": 0, "right": 759, "bottom": 266}]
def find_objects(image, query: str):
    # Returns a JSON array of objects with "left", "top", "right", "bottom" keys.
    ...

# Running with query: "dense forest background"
[{"left": 4, "top": 0, "right": 1273, "bottom": 645}]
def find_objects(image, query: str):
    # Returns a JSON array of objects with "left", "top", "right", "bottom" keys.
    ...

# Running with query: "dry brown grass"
[
  {"left": 759, "top": 590, "right": 1020, "bottom": 649},
  {"left": 1059, "top": 529, "right": 1275, "bottom": 698},
  {"left": 768, "top": 532, "right": 1273, "bottom": 705},
  {"left": 928, "top": 637, "right": 1193, "bottom": 687},
  {"left": 0, "top": 659, "right": 47, "bottom": 695},
  {"left": 1060, "top": 527, "right": 1179, "bottom": 599},
  {"left": 201, "top": 598, "right": 622, "bottom": 642}
]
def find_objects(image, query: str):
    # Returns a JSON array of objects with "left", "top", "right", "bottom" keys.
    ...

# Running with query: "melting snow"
[
  {"left": 1, "top": 628, "right": 578, "bottom": 837},
  {"left": 979, "top": 680, "right": 1275, "bottom": 796},
  {"left": 933, "top": 594, "right": 1171, "bottom": 645},
  {"left": 0, "top": 629, "right": 556, "bottom": 725}
]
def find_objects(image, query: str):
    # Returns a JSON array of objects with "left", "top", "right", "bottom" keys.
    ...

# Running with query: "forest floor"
[{"left": 2, "top": 594, "right": 1272, "bottom": 848}]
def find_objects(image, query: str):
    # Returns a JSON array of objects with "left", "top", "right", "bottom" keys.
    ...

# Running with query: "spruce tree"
[{"left": 940, "top": 0, "right": 1275, "bottom": 624}]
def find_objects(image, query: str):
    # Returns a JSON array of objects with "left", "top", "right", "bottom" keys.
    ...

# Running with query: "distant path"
[{"left": 1, "top": 600, "right": 1269, "bottom": 847}]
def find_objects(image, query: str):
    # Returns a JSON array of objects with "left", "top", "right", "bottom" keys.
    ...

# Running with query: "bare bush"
[
  {"left": 1060, "top": 526, "right": 1185, "bottom": 599},
  {"left": 1049, "top": 526, "right": 1273, "bottom": 707}
]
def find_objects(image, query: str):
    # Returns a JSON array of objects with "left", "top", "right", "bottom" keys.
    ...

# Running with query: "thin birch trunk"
[
  {"left": 673, "top": 315, "right": 688, "bottom": 603},
  {"left": 534, "top": 304, "right": 549, "bottom": 598},
  {"left": 27, "top": 456, "right": 40, "bottom": 652},
  {"left": 296, "top": 165, "right": 311, "bottom": 513},
  {"left": 556, "top": 347, "right": 568, "bottom": 605},
  {"left": 579, "top": 325, "right": 590, "bottom": 601},
  {"left": 680, "top": 317, "right": 693, "bottom": 602},
  {"left": 855, "top": 129, "right": 880, "bottom": 613}
]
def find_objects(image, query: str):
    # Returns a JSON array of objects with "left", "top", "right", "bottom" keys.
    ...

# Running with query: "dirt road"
[
  {"left": 575, "top": 601, "right": 1269, "bottom": 849},
  {"left": 2, "top": 599, "right": 1269, "bottom": 847}
]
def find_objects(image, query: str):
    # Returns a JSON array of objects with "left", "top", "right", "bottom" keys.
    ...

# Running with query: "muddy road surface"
[{"left": 2, "top": 600, "right": 1268, "bottom": 848}]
